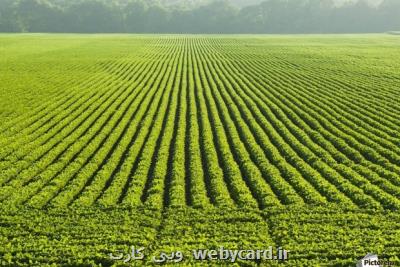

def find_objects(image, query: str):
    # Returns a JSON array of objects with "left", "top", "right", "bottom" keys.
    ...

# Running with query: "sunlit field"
[{"left": 0, "top": 34, "right": 399, "bottom": 266}]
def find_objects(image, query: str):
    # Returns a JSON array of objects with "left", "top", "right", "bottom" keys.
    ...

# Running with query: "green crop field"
[{"left": 0, "top": 34, "right": 399, "bottom": 266}]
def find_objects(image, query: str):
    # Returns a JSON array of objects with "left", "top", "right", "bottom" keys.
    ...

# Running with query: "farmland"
[{"left": 0, "top": 34, "right": 399, "bottom": 266}]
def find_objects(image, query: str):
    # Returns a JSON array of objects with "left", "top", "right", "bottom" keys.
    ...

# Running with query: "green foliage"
[
  {"left": 0, "top": 34, "right": 400, "bottom": 265},
  {"left": 0, "top": 206, "right": 399, "bottom": 266}
]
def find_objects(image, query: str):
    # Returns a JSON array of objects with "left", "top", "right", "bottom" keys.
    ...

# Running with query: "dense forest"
[{"left": 0, "top": 0, "right": 399, "bottom": 33}]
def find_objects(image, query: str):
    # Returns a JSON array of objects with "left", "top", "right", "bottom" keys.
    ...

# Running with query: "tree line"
[{"left": 0, "top": 0, "right": 399, "bottom": 33}]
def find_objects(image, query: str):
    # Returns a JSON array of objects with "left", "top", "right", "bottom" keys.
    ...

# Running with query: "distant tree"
[
  {"left": 190, "top": 1, "right": 238, "bottom": 33},
  {"left": 65, "top": 1, "right": 124, "bottom": 33},
  {"left": 0, "top": 0, "right": 21, "bottom": 32},
  {"left": 16, "top": 0, "right": 65, "bottom": 32},
  {"left": 1, "top": 0, "right": 400, "bottom": 33},
  {"left": 379, "top": 0, "right": 400, "bottom": 31},
  {"left": 125, "top": 0, "right": 147, "bottom": 33},
  {"left": 145, "top": 5, "right": 169, "bottom": 33}
]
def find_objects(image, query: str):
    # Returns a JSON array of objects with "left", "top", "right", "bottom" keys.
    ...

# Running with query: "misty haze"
[{"left": 1, "top": 0, "right": 399, "bottom": 33}]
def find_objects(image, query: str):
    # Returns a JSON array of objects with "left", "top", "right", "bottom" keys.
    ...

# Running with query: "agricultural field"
[{"left": 0, "top": 34, "right": 399, "bottom": 266}]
